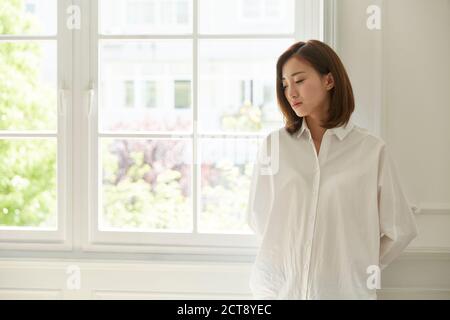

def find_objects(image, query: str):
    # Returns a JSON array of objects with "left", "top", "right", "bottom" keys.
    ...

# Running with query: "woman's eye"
[{"left": 282, "top": 80, "right": 303, "bottom": 90}]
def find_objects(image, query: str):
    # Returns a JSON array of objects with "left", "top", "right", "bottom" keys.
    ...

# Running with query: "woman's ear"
[{"left": 325, "top": 72, "right": 335, "bottom": 90}]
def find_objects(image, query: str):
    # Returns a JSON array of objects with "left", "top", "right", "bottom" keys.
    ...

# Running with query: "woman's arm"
[
  {"left": 247, "top": 134, "right": 276, "bottom": 241},
  {"left": 377, "top": 144, "right": 419, "bottom": 271}
]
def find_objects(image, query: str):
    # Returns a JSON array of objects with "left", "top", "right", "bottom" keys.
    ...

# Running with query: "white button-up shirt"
[{"left": 247, "top": 119, "right": 418, "bottom": 300}]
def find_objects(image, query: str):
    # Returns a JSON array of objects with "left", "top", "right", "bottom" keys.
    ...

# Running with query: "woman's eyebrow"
[{"left": 282, "top": 71, "right": 306, "bottom": 80}]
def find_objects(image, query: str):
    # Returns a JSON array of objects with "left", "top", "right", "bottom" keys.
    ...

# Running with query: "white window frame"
[
  {"left": 0, "top": 0, "right": 336, "bottom": 256},
  {"left": 82, "top": 0, "right": 334, "bottom": 256},
  {"left": 0, "top": 0, "right": 73, "bottom": 251}
]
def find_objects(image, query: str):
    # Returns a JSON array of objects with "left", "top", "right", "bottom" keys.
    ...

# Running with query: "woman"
[{"left": 247, "top": 39, "right": 418, "bottom": 299}]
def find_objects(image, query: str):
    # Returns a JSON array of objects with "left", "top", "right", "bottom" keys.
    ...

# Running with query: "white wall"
[{"left": 335, "top": 0, "right": 450, "bottom": 298}]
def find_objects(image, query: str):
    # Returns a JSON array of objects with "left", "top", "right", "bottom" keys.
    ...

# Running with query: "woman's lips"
[{"left": 293, "top": 102, "right": 303, "bottom": 108}]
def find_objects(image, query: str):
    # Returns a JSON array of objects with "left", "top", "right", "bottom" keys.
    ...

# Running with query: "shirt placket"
[{"left": 302, "top": 131, "right": 329, "bottom": 299}]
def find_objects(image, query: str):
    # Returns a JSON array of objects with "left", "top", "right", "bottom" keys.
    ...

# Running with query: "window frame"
[
  {"left": 83, "top": 0, "right": 333, "bottom": 256},
  {"left": 0, "top": 0, "right": 336, "bottom": 256}
]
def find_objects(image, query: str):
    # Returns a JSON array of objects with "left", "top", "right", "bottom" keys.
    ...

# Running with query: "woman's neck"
[{"left": 305, "top": 116, "right": 327, "bottom": 142}]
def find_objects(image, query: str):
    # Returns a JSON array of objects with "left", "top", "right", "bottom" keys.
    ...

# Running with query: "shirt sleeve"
[
  {"left": 246, "top": 134, "right": 275, "bottom": 242},
  {"left": 378, "top": 144, "right": 419, "bottom": 271}
]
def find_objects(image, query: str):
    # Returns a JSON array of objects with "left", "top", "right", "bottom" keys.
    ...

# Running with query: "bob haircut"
[{"left": 276, "top": 39, "right": 355, "bottom": 135}]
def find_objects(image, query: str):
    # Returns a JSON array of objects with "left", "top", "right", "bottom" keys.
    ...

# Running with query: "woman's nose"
[{"left": 288, "top": 87, "right": 298, "bottom": 99}]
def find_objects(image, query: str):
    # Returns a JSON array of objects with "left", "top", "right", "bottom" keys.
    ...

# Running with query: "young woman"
[{"left": 247, "top": 39, "right": 418, "bottom": 300}]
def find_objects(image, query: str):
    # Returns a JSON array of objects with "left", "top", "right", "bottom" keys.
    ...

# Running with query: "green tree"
[
  {"left": 0, "top": 0, "right": 57, "bottom": 227},
  {"left": 101, "top": 139, "right": 192, "bottom": 231}
]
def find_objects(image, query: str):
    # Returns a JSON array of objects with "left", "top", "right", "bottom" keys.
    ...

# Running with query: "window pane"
[
  {"left": 0, "top": 41, "right": 57, "bottom": 131},
  {"left": 199, "top": 137, "right": 259, "bottom": 234},
  {"left": 198, "top": 39, "right": 291, "bottom": 133},
  {"left": 124, "top": 80, "right": 135, "bottom": 108},
  {"left": 174, "top": 80, "right": 191, "bottom": 109},
  {"left": 199, "top": 0, "right": 294, "bottom": 34},
  {"left": 100, "top": 138, "right": 193, "bottom": 232},
  {"left": 0, "top": 0, "right": 56, "bottom": 35},
  {"left": 99, "top": 40, "right": 192, "bottom": 132},
  {"left": 127, "top": 1, "right": 155, "bottom": 25},
  {"left": 99, "top": 0, "right": 192, "bottom": 35},
  {"left": 0, "top": 138, "right": 57, "bottom": 229},
  {"left": 143, "top": 80, "right": 157, "bottom": 108}
]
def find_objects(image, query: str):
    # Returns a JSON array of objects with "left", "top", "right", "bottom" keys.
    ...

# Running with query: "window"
[
  {"left": 100, "top": 0, "right": 191, "bottom": 35},
  {"left": 1, "top": 0, "right": 328, "bottom": 255},
  {"left": 92, "top": 0, "right": 323, "bottom": 253},
  {"left": 127, "top": 0, "right": 155, "bottom": 25},
  {"left": 0, "top": 0, "right": 71, "bottom": 249},
  {"left": 240, "top": 0, "right": 283, "bottom": 21},
  {"left": 264, "top": 0, "right": 281, "bottom": 18},
  {"left": 143, "top": 80, "right": 157, "bottom": 108},
  {"left": 176, "top": 0, "right": 189, "bottom": 24},
  {"left": 263, "top": 83, "right": 273, "bottom": 106},
  {"left": 124, "top": 80, "right": 135, "bottom": 108},
  {"left": 240, "top": 79, "right": 254, "bottom": 105},
  {"left": 161, "top": 0, "right": 190, "bottom": 28},
  {"left": 174, "top": 80, "right": 191, "bottom": 109},
  {"left": 241, "top": 0, "right": 259, "bottom": 18}
]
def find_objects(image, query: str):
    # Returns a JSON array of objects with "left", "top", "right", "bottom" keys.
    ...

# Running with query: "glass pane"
[
  {"left": 100, "top": 138, "right": 193, "bottom": 232},
  {"left": 143, "top": 81, "right": 157, "bottom": 108},
  {"left": 199, "top": 0, "right": 294, "bottom": 34},
  {"left": 198, "top": 39, "right": 291, "bottom": 133},
  {"left": 99, "top": 0, "right": 192, "bottom": 35},
  {"left": 99, "top": 40, "right": 193, "bottom": 132},
  {"left": 174, "top": 80, "right": 191, "bottom": 109},
  {"left": 142, "top": 81, "right": 156, "bottom": 108},
  {"left": 199, "top": 137, "right": 260, "bottom": 234},
  {"left": 0, "top": 0, "right": 56, "bottom": 35},
  {"left": 124, "top": 80, "right": 135, "bottom": 108},
  {"left": 0, "top": 138, "right": 57, "bottom": 229},
  {"left": 0, "top": 41, "right": 57, "bottom": 131}
]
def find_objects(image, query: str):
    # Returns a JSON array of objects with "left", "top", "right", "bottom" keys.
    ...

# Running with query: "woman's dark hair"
[{"left": 276, "top": 39, "right": 355, "bottom": 135}]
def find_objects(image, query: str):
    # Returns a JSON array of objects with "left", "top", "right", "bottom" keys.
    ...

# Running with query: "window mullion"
[
  {"left": 87, "top": 0, "right": 100, "bottom": 248},
  {"left": 57, "top": 0, "right": 74, "bottom": 248}
]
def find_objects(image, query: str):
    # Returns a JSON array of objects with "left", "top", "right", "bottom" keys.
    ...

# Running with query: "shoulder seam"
[{"left": 353, "top": 126, "right": 386, "bottom": 146}]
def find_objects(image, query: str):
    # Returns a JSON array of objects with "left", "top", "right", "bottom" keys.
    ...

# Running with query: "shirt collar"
[{"left": 296, "top": 118, "right": 355, "bottom": 141}]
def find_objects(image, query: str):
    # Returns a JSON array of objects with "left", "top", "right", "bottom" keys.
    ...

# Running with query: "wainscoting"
[
  {"left": 0, "top": 251, "right": 449, "bottom": 300},
  {"left": 1, "top": 207, "right": 449, "bottom": 300}
]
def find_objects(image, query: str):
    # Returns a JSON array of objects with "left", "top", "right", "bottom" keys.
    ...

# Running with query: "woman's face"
[{"left": 281, "top": 56, "right": 334, "bottom": 119}]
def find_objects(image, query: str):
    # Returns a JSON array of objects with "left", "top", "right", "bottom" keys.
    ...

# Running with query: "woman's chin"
[
  {"left": 292, "top": 104, "right": 307, "bottom": 117},
  {"left": 293, "top": 109, "right": 306, "bottom": 117}
]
